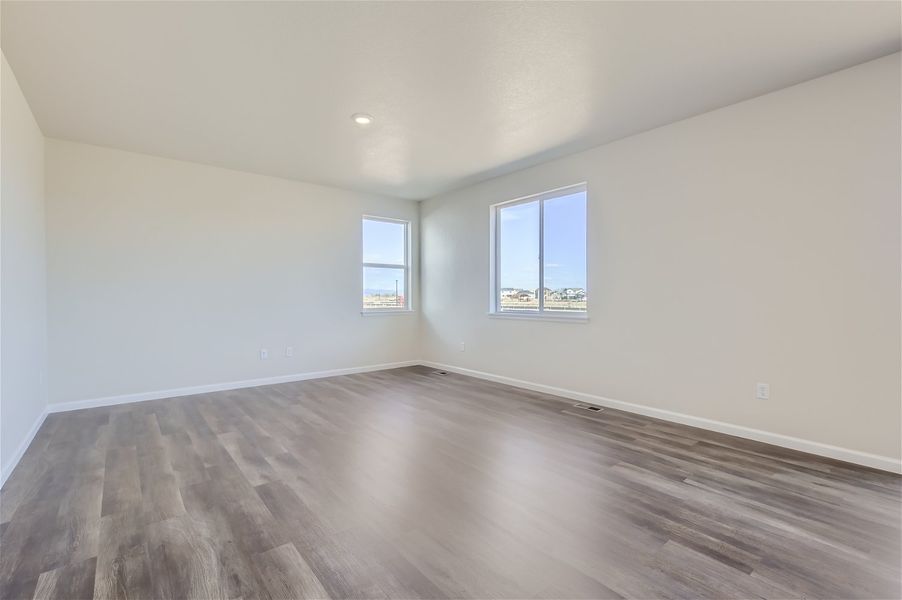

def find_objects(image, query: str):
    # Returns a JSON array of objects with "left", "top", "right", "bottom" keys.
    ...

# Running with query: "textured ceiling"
[{"left": 2, "top": 1, "right": 899, "bottom": 199}]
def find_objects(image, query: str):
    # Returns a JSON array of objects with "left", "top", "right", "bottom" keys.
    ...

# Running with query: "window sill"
[
  {"left": 361, "top": 310, "right": 415, "bottom": 317},
  {"left": 487, "top": 312, "right": 589, "bottom": 323}
]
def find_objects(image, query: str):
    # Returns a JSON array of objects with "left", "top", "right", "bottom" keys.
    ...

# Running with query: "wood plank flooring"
[{"left": 1, "top": 366, "right": 899, "bottom": 599}]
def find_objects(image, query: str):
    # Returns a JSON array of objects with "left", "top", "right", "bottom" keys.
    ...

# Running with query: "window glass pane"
[
  {"left": 363, "top": 266, "right": 406, "bottom": 309},
  {"left": 543, "top": 190, "right": 587, "bottom": 312},
  {"left": 498, "top": 200, "right": 539, "bottom": 312},
  {"left": 363, "top": 219, "right": 405, "bottom": 265}
]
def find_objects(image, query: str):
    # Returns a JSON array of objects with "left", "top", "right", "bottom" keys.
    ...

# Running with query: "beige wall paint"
[
  {"left": 45, "top": 140, "right": 420, "bottom": 404},
  {"left": 1, "top": 54, "right": 47, "bottom": 477},
  {"left": 421, "top": 53, "right": 901, "bottom": 461}
]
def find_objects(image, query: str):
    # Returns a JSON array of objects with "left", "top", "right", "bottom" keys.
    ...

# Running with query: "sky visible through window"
[
  {"left": 499, "top": 190, "right": 586, "bottom": 291},
  {"left": 363, "top": 219, "right": 406, "bottom": 302}
]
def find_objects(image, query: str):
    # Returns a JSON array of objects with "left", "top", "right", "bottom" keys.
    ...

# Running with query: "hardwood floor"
[{"left": 1, "top": 366, "right": 899, "bottom": 599}]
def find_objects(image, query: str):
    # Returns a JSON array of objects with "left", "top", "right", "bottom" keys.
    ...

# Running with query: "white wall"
[
  {"left": 421, "top": 53, "right": 901, "bottom": 463},
  {"left": 1, "top": 54, "right": 47, "bottom": 477},
  {"left": 45, "top": 140, "right": 419, "bottom": 404}
]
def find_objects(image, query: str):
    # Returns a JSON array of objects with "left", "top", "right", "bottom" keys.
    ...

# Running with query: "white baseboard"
[
  {"left": 5, "top": 358, "right": 897, "bottom": 487},
  {"left": 2, "top": 360, "right": 418, "bottom": 490},
  {"left": 1, "top": 407, "right": 49, "bottom": 488},
  {"left": 421, "top": 361, "right": 902, "bottom": 475},
  {"left": 47, "top": 360, "right": 421, "bottom": 414}
]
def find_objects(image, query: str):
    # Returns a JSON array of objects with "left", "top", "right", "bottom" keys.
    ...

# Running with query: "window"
[
  {"left": 362, "top": 216, "right": 410, "bottom": 311},
  {"left": 491, "top": 183, "right": 587, "bottom": 317}
]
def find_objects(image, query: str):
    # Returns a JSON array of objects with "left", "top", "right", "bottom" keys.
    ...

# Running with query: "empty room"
[{"left": 1, "top": 1, "right": 900, "bottom": 599}]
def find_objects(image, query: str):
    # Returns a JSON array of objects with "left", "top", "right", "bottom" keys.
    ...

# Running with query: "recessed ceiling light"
[{"left": 351, "top": 113, "right": 374, "bottom": 126}]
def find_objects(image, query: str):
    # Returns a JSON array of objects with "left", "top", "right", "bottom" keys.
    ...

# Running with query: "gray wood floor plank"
[
  {"left": 250, "top": 543, "right": 330, "bottom": 600},
  {"left": 92, "top": 511, "right": 153, "bottom": 600},
  {"left": 135, "top": 440, "right": 186, "bottom": 525},
  {"left": 144, "top": 515, "right": 229, "bottom": 600},
  {"left": 33, "top": 557, "right": 97, "bottom": 600},
  {"left": 101, "top": 448, "right": 141, "bottom": 518}
]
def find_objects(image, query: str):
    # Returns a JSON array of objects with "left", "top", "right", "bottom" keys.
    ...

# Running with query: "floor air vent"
[{"left": 574, "top": 403, "right": 603, "bottom": 412}]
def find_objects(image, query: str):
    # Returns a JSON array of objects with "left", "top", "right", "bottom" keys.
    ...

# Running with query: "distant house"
[
  {"left": 561, "top": 288, "right": 586, "bottom": 300},
  {"left": 516, "top": 291, "right": 532, "bottom": 301},
  {"left": 536, "top": 287, "right": 553, "bottom": 299}
]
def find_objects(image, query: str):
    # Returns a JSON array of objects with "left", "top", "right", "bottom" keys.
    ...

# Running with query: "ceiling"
[{"left": 2, "top": 2, "right": 899, "bottom": 200}]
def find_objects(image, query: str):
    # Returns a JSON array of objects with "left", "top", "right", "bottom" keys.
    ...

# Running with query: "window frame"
[
  {"left": 361, "top": 215, "right": 412, "bottom": 314},
  {"left": 489, "top": 182, "right": 588, "bottom": 321}
]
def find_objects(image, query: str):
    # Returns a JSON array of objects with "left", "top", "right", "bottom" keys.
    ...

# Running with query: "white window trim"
[
  {"left": 362, "top": 215, "right": 413, "bottom": 314},
  {"left": 489, "top": 182, "right": 588, "bottom": 319},
  {"left": 487, "top": 312, "right": 588, "bottom": 323}
]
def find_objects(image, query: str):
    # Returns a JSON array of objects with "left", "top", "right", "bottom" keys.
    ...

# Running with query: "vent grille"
[{"left": 574, "top": 403, "right": 603, "bottom": 412}]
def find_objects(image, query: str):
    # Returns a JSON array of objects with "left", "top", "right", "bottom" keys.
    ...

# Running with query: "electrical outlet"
[
  {"left": 459, "top": 342, "right": 466, "bottom": 352},
  {"left": 286, "top": 346, "right": 293, "bottom": 358},
  {"left": 756, "top": 382, "right": 770, "bottom": 400},
  {"left": 260, "top": 349, "right": 269, "bottom": 360}
]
